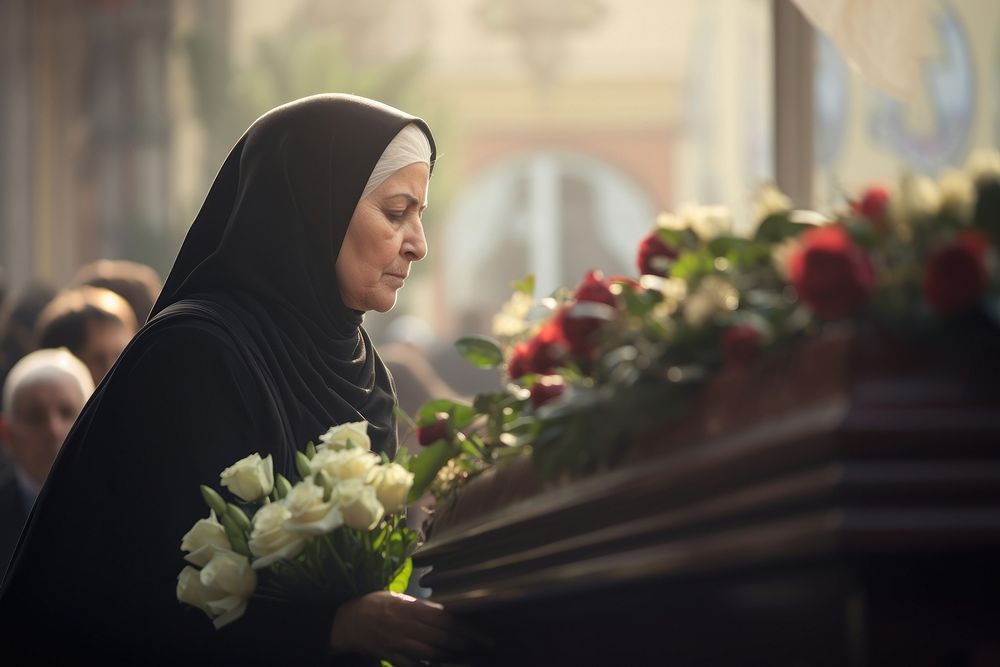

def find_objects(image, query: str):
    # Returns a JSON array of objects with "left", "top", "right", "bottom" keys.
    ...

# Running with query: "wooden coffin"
[{"left": 413, "top": 325, "right": 1000, "bottom": 666}]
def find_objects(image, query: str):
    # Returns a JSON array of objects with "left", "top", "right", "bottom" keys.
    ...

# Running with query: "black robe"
[{"left": 0, "top": 94, "right": 435, "bottom": 665}]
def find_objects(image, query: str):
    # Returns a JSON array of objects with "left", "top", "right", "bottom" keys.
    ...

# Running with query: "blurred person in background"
[
  {"left": 0, "top": 348, "right": 94, "bottom": 580},
  {"left": 34, "top": 286, "right": 138, "bottom": 385},
  {"left": 379, "top": 314, "right": 465, "bottom": 447},
  {"left": 0, "top": 283, "right": 58, "bottom": 391},
  {"left": 71, "top": 259, "right": 164, "bottom": 326}
]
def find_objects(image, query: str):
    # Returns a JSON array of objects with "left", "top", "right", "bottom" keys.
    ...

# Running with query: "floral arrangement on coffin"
[
  {"left": 176, "top": 421, "right": 435, "bottom": 629},
  {"left": 403, "top": 150, "right": 1000, "bottom": 501}
]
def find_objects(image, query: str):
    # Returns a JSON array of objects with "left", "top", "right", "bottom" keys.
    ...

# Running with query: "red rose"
[
  {"left": 507, "top": 320, "right": 566, "bottom": 380},
  {"left": 416, "top": 418, "right": 449, "bottom": 446},
  {"left": 552, "top": 305, "right": 610, "bottom": 359},
  {"left": 507, "top": 342, "right": 532, "bottom": 379},
  {"left": 722, "top": 325, "right": 761, "bottom": 370},
  {"left": 574, "top": 270, "right": 617, "bottom": 307},
  {"left": 788, "top": 225, "right": 877, "bottom": 320},
  {"left": 636, "top": 232, "right": 678, "bottom": 277},
  {"left": 853, "top": 185, "right": 891, "bottom": 231},
  {"left": 527, "top": 318, "right": 567, "bottom": 374},
  {"left": 923, "top": 231, "right": 991, "bottom": 315},
  {"left": 529, "top": 376, "right": 566, "bottom": 409}
]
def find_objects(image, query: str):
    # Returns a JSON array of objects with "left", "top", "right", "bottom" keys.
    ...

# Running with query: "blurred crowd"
[
  {"left": 0, "top": 259, "right": 480, "bottom": 581},
  {"left": 0, "top": 260, "right": 162, "bottom": 580}
]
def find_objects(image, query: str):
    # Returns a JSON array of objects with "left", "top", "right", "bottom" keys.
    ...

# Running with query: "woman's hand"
[{"left": 329, "top": 591, "right": 487, "bottom": 667}]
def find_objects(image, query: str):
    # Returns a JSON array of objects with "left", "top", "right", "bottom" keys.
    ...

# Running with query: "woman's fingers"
[{"left": 330, "top": 591, "right": 492, "bottom": 663}]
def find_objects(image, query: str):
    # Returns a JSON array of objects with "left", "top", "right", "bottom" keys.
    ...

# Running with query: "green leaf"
[
  {"left": 388, "top": 557, "right": 413, "bottom": 594},
  {"left": 656, "top": 227, "right": 688, "bottom": 249},
  {"left": 754, "top": 213, "right": 812, "bottom": 243},
  {"left": 406, "top": 439, "right": 459, "bottom": 503},
  {"left": 273, "top": 474, "right": 292, "bottom": 500},
  {"left": 226, "top": 503, "right": 251, "bottom": 531},
  {"left": 621, "top": 285, "right": 661, "bottom": 317},
  {"left": 514, "top": 274, "right": 535, "bottom": 295},
  {"left": 670, "top": 251, "right": 714, "bottom": 281},
  {"left": 416, "top": 398, "right": 476, "bottom": 429},
  {"left": 393, "top": 446, "right": 412, "bottom": 470},
  {"left": 707, "top": 235, "right": 746, "bottom": 258},
  {"left": 305, "top": 441, "right": 316, "bottom": 459},
  {"left": 454, "top": 335, "right": 505, "bottom": 369},
  {"left": 200, "top": 485, "right": 227, "bottom": 517},
  {"left": 295, "top": 451, "right": 312, "bottom": 479},
  {"left": 220, "top": 512, "right": 250, "bottom": 557},
  {"left": 393, "top": 404, "right": 417, "bottom": 432}
]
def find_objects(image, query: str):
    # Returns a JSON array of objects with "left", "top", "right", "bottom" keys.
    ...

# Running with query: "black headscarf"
[{"left": 153, "top": 94, "right": 436, "bottom": 454}]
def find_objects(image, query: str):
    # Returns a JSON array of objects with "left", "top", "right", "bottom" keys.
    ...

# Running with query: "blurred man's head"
[
  {"left": 0, "top": 348, "right": 94, "bottom": 488},
  {"left": 35, "top": 286, "right": 138, "bottom": 384},
  {"left": 72, "top": 259, "right": 163, "bottom": 326},
  {"left": 0, "top": 282, "right": 58, "bottom": 388}
]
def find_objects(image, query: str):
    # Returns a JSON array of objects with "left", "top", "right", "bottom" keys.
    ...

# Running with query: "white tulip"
[
  {"left": 220, "top": 453, "right": 274, "bottom": 502},
  {"left": 333, "top": 478, "right": 384, "bottom": 531},
  {"left": 367, "top": 463, "right": 414, "bottom": 514},
  {"left": 282, "top": 480, "right": 344, "bottom": 536},
  {"left": 176, "top": 548, "right": 256, "bottom": 629},
  {"left": 248, "top": 501, "right": 307, "bottom": 569},
  {"left": 317, "top": 421, "right": 371, "bottom": 451},
  {"left": 309, "top": 447, "right": 379, "bottom": 482},
  {"left": 180, "top": 511, "right": 231, "bottom": 567}
]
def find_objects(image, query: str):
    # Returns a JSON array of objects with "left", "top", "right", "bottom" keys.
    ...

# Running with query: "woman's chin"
[{"left": 370, "top": 292, "right": 399, "bottom": 313}]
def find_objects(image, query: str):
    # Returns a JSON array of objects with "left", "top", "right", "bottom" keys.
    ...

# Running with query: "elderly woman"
[
  {"left": 0, "top": 348, "right": 94, "bottom": 580},
  {"left": 0, "top": 95, "right": 473, "bottom": 665}
]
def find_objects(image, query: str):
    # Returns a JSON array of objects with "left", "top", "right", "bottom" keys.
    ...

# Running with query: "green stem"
[{"left": 324, "top": 533, "right": 357, "bottom": 597}]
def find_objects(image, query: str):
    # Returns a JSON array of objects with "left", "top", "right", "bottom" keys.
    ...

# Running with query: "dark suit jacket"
[{"left": 0, "top": 467, "right": 30, "bottom": 583}]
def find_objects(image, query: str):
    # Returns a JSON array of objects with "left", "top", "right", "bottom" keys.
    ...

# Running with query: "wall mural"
[{"left": 868, "top": 1, "right": 975, "bottom": 174}]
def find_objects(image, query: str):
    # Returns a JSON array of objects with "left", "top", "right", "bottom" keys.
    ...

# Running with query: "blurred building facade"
[
  {"left": 1, "top": 0, "right": 998, "bottom": 343},
  {"left": 0, "top": 0, "right": 210, "bottom": 292}
]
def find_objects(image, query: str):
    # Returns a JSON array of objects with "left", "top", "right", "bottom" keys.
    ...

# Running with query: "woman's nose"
[{"left": 403, "top": 221, "right": 427, "bottom": 261}]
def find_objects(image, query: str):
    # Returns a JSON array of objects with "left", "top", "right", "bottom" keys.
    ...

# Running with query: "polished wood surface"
[{"left": 415, "top": 326, "right": 1000, "bottom": 665}]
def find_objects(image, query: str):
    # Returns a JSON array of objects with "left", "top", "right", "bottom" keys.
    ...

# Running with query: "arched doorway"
[{"left": 442, "top": 151, "right": 656, "bottom": 331}]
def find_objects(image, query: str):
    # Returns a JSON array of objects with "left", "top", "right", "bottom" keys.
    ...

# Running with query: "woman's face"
[{"left": 336, "top": 162, "right": 430, "bottom": 312}]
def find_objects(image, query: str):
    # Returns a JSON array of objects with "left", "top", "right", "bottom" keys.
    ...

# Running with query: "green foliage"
[
  {"left": 407, "top": 439, "right": 459, "bottom": 503},
  {"left": 416, "top": 398, "right": 476, "bottom": 429},
  {"left": 514, "top": 274, "right": 536, "bottom": 295},
  {"left": 753, "top": 213, "right": 812, "bottom": 243},
  {"left": 200, "top": 485, "right": 227, "bottom": 517},
  {"left": 454, "top": 335, "right": 505, "bottom": 369},
  {"left": 388, "top": 558, "right": 413, "bottom": 594}
]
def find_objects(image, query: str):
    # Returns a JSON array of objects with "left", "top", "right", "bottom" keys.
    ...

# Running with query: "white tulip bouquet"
[{"left": 176, "top": 421, "right": 419, "bottom": 629}]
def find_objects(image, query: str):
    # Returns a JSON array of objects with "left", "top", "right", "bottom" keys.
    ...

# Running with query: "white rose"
[
  {"left": 678, "top": 203, "right": 732, "bottom": 241},
  {"left": 492, "top": 291, "right": 535, "bottom": 338},
  {"left": 317, "top": 421, "right": 371, "bottom": 451},
  {"left": 176, "top": 548, "right": 256, "bottom": 629},
  {"left": 683, "top": 276, "right": 739, "bottom": 328},
  {"left": 900, "top": 174, "right": 941, "bottom": 218},
  {"left": 366, "top": 463, "right": 414, "bottom": 514},
  {"left": 332, "top": 478, "right": 384, "bottom": 530},
  {"left": 220, "top": 453, "right": 274, "bottom": 502},
  {"left": 966, "top": 147, "right": 1000, "bottom": 183},
  {"left": 282, "top": 480, "right": 344, "bottom": 536},
  {"left": 309, "top": 447, "right": 379, "bottom": 482},
  {"left": 938, "top": 168, "right": 974, "bottom": 214},
  {"left": 248, "top": 501, "right": 307, "bottom": 569},
  {"left": 180, "top": 511, "right": 231, "bottom": 567},
  {"left": 752, "top": 184, "right": 792, "bottom": 225}
]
